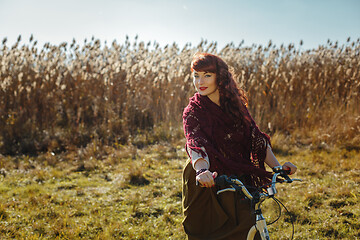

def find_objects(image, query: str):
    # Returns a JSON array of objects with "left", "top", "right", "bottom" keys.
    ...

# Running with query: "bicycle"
[{"left": 215, "top": 166, "right": 302, "bottom": 240}]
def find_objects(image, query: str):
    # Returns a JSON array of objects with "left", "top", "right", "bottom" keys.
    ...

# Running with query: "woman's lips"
[{"left": 199, "top": 87, "right": 208, "bottom": 91}]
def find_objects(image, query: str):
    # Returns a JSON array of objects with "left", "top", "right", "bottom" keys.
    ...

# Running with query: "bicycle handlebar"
[
  {"left": 214, "top": 175, "right": 255, "bottom": 199},
  {"left": 214, "top": 166, "right": 302, "bottom": 199}
]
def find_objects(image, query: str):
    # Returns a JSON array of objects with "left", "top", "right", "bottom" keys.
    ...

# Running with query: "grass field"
[{"left": 0, "top": 136, "right": 359, "bottom": 239}]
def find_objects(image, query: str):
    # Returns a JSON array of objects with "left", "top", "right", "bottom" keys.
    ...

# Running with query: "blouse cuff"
[{"left": 188, "top": 146, "right": 210, "bottom": 169}]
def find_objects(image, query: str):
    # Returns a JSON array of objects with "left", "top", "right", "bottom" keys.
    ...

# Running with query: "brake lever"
[
  {"left": 280, "top": 174, "right": 293, "bottom": 183},
  {"left": 273, "top": 166, "right": 295, "bottom": 183}
]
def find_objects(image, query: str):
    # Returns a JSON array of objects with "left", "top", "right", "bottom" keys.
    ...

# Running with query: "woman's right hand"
[
  {"left": 196, "top": 170, "right": 218, "bottom": 187},
  {"left": 282, "top": 162, "right": 297, "bottom": 175}
]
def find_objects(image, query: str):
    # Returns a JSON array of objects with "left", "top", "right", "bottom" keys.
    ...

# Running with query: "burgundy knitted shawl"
[{"left": 183, "top": 93, "right": 273, "bottom": 187}]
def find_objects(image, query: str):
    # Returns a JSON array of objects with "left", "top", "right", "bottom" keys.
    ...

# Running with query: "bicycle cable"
[
  {"left": 272, "top": 197, "right": 295, "bottom": 240},
  {"left": 259, "top": 196, "right": 282, "bottom": 225}
]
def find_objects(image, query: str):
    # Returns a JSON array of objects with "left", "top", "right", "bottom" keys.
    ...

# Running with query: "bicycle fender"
[{"left": 247, "top": 225, "right": 257, "bottom": 240}]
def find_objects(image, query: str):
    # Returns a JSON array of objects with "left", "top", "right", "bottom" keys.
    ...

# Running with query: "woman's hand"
[
  {"left": 196, "top": 170, "right": 218, "bottom": 188},
  {"left": 282, "top": 162, "right": 297, "bottom": 175}
]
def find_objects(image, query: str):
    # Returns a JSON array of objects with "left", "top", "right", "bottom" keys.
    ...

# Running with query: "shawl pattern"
[{"left": 183, "top": 93, "right": 272, "bottom": 187}]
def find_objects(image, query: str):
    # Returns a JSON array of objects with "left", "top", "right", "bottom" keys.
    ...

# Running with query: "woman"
[{"left": 182, "top": 53, "right": 297, "bottom": 240}]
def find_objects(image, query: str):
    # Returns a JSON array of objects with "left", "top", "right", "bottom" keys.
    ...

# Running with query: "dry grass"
[
  {"left": 0, "top": 141, "right": 359, "bottom": 239},
  {"left": 265, "top": 147, "right": 360, "bottom": 239},
  {"left": 1, "top": 36, "right": 359, "bottom": 155},
  {"left": 0, "top": 140, "right": 187, "bottom": 239}
]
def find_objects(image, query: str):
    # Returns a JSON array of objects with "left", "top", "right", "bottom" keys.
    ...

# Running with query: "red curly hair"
[{"left": 191, "top": 52, "right": 251, "bottom": 126}]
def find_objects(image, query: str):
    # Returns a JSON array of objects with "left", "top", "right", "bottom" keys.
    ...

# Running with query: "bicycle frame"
[{"left": 247, "top": 191, "right": 270, "bottom": 240}]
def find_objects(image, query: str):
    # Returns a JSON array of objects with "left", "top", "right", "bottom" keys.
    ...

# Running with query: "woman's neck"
[{"left": 207, "top": 89, "right": 220, "bottom": 106}]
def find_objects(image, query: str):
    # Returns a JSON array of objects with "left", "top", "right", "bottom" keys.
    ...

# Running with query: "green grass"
[{"left": 0, "top": 141, "right": 359, "bottom": 239}]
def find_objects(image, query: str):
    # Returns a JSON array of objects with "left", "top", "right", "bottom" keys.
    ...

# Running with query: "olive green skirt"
[{"left": 182, "top": 159, "right": 260, "bottom": 240}]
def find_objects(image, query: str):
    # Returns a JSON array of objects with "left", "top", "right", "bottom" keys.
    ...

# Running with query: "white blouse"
[{"left": 187, "top": 146, "right": 210, "bottom": 169}]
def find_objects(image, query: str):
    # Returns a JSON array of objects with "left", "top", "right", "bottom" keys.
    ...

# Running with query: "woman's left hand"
[
  {"left": 196, "top": 170, "right": 218, "bottom": 188},
  {"left": 282, "top": 162, "right": 297, "bottom": 175}
]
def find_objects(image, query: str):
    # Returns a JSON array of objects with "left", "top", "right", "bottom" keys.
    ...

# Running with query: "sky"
[{"left": 0, "top": 0, "right": 359, "bottom": 50}]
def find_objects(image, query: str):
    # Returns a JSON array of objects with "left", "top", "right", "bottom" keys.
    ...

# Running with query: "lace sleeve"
[
  {"left": 250, "top": 124, "right": 271, "bottom": 168},
  {"left": 183, "top": 106, "right": 210, "bottom": 159}
]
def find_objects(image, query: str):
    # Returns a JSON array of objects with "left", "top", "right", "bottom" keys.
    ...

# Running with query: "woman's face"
[{"left": 193, "top": 71, "right": 218, "bottom": 97}]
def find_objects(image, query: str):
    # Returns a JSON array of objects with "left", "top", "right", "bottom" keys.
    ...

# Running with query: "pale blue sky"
[{"left": 0, "top": 0, "right": 359, "bottom": 50}]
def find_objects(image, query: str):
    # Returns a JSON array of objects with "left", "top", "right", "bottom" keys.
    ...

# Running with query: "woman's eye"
[{"left": 205, "top": 74, "right": 211, "bottom": 77}]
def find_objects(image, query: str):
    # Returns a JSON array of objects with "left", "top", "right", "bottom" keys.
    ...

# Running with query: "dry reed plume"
[{"left": 0, "top": 35, "right": 359, "bottom": 155}]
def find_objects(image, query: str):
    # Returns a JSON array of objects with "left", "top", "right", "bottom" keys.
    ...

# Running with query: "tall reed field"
[{"left": 0, "top": 35, "right": 359, "bottom": 155}]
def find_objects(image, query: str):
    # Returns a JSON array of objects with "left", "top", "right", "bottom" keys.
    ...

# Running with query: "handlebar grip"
[
  {"left": 273, "top": 166, "right": 291, "bottom": 175},
  {"left": 283, "top": 169, "right": 291, "bottom": 175}
]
